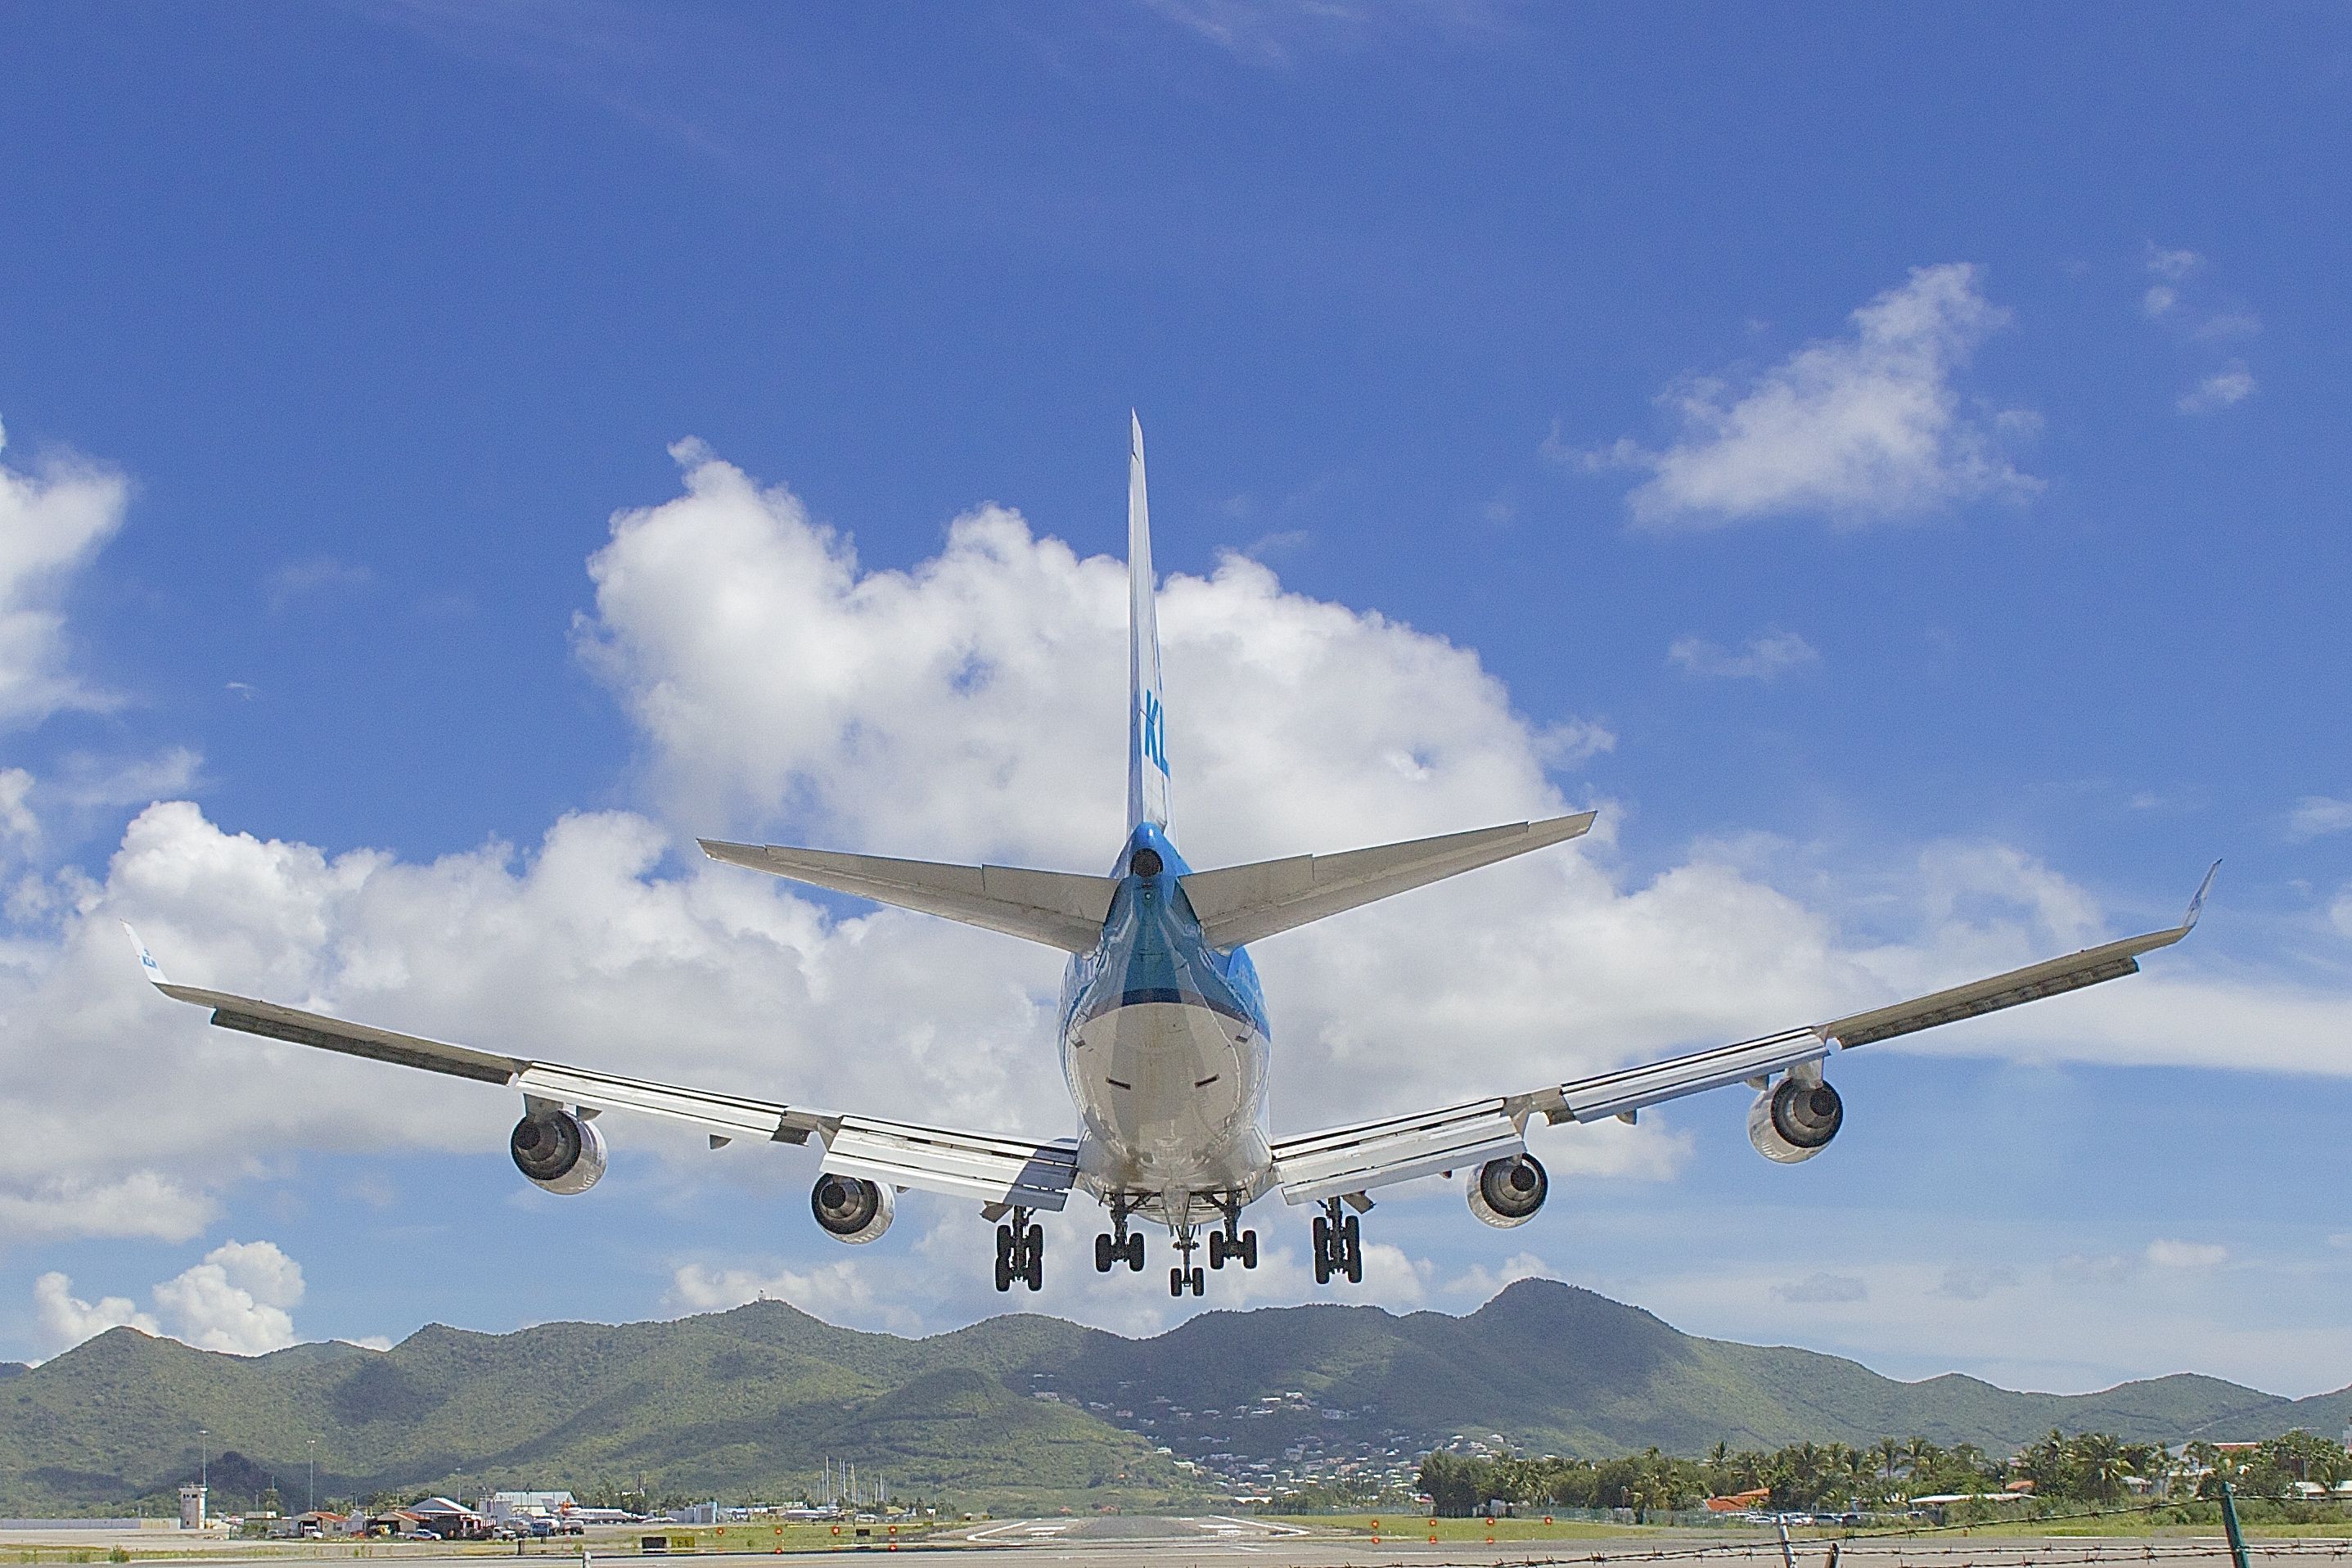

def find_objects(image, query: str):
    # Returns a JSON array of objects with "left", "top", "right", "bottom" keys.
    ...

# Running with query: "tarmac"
[{"left": 3, "top": 1518, "right": 2349, "bottom": 1568}]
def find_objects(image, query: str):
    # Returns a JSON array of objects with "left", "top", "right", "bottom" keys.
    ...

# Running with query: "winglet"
[
  {"left": 119, "top": 921, "right": 169, "bottom": 987},
  {"left": 2183, "top": 859, "right": 2221, "bottom": 933}
]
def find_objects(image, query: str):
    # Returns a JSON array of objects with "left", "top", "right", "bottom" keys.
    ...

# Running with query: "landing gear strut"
[
  {"left": 1094, "top": 1198, "right": 1146, "bottom": 1273},
  {"left": 1205, "top": 1193, "right": 1257, "bottom": 1271},
  {"left": 994, "top": 1207, "right": 1043, "bottom": 1293},
  {"left": 1169, "top": 1220, "right": 1205, "bottom": 1298},
  {"left": 1312, "top": 1197, "right": 1363, "bottom": 1286}
]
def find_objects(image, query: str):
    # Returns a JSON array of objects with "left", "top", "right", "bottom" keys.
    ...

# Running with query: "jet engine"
[
  {"left": 1466, "top": 1154, "right": 1548, "bottom": 1228},
  {"left": 810, "top": 1173, "right": 895, "bottom": 1244},
  {"left": 509, "top": 1109, "right": 606, "bottom": 1194},
  {"left": 1748, "top": 1077, "right": 1843, "bottom": 1164}
]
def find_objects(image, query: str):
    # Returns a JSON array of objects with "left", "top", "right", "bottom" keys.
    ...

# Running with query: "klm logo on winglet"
[{"left": 1140, "top": 691, "right": 1170, "bottom": 775}]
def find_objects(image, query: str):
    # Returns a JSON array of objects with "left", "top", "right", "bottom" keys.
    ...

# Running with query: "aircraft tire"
[
  {"left": 1124, "top": 1235, "right": 1145, "bottom": 1271},
  {"left": 1169, "top": 1266, "right": 1184, "bottom": 1298},
  {"left": 1095, "top": 1233, "right": 1114, "bottom": 1273},
  {"left": 1239, "top": 1230, "right": 1258, "bottom": 1269}
]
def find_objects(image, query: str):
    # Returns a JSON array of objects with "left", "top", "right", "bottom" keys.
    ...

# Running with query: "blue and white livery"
[{"left": 128, "top": 415, "right": 2218, "bottom": 1299}]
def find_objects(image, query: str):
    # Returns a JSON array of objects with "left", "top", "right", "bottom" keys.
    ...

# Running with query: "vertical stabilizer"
[{"left": 1126, "top": 412, "right": 1172, "bottom": 831}]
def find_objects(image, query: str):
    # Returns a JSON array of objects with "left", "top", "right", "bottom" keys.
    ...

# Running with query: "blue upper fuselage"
[{"left": 1056, "top": 821, "right": 1269, "bottom": 1046}]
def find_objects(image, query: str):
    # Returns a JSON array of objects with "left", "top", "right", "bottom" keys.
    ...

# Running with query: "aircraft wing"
[
  {"left": 123, "top": 926, "right": 1079, "bottom": 1210},
  {"left": 1268, "top": 865, "right": 2217, "bottom": 1204}
]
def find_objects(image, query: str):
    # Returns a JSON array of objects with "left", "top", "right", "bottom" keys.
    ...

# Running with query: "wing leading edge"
[
  {"left": 122, "top": 926, "right": 1078, "bottom": 1210},
  {"left": 1268, "top": 864, "right": 2218, "bottom": 1204}
]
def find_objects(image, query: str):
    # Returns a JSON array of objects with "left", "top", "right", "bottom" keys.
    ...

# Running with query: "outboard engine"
[
  {"left": 510, "top": 1109, "right": 606, "bottom": 1194},
  {"left": 810, "top": 1173, "right": 895, "bottom": 1244},
  {"left": 1466, "top": 1154, "right": 1548, "bottom": 1228},
  {"left": 1748, "top": 1077, "right": 1843, "bottom": 1164}
]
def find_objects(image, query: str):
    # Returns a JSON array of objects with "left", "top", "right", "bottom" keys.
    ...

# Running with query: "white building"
[{"left": 483, "top": 1491, "right": 576, "bottom": 1524}]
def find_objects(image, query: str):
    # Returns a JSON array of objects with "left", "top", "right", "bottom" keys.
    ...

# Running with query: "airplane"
[{"left": 125, "top": 413, "right": 2218, "bottom": 1300}]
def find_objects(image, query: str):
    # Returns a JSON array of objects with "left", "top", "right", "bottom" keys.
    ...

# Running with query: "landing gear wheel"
[
  {"left": 1124, "top": 1233, "right": 1145, "bottom": 1270},
  {"left": 1312, "top": 1214, "right": 1331, "bottom": 1285},
  {"left": 1095, "top": 1232, "right": 1114, "bottom": 1273},
  {"left": 1169, "top": 1265, "right": 1186, "bottom": 1298},
  {"left": 1024, "top": 1223, "right": 1044, "bottom": 1291},
  {"left": 1341, "top": 1214, "right": 1363, "bottom": 1284},
  {"left": 1188, "top": 1266, "right": 1205, "bottom": 1296},
  {"left": 1208, "top": 1232, "right": 1228, "bottom": 1269},
  {"left": 1238, "top": 1229, "right": 1259, "bottom": 1269}
]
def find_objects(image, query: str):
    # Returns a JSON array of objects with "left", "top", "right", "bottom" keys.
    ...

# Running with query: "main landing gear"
[
  {"left": 1206, "top": 1197, "right": 1257, "bottom": 1272},
  {"left": 1312, "top": 1197, "right": 1363, "bottom": 1286},
  {"left": 994, "top": 1207, "right": 1043, "bottom": 1293},
  {"left": 1095, "top": 1201, "right": 1146, "bottom": 1273}
]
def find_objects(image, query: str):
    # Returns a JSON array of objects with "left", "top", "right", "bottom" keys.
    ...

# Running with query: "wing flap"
[
  {"left": 1268, "top": 1098, "right": 1524, "bottom": 1205},
  {"left": 513, "top": 1063, "right": 828, "bottom": 1143},
  {"left": 699, "top": 840, "right": 1115, "bottom": 953},
  {"left": 1182, "top": 813, "right": 1596, "bottom": 950},
  {"left": 158, "top": 982, "right": 525, "bottom": 1084},
  {"left": 822, "top": 1116, "right": 1079, "bottom": 1210}
]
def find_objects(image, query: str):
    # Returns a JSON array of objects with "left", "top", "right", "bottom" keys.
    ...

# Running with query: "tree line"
[{"left": 1410, "top": 1430, "right": 2352, "bottom": 1516}]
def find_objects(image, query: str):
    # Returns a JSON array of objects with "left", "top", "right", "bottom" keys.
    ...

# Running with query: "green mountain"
[{"left": 2, "top": 1280, "right": 2341, "bottom": 1516}]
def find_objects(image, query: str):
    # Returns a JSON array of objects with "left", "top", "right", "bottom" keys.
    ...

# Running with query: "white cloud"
[
  {"left": 2178, "top": 363, "right": 2255, "bottom": 414},
  {"left": 666, "top": 1259, "right": 921, "bottom": 1334},
  {"left": 33, "top": 1272, "right": 159, "bottom": 1352},
  {"left": 2145, "top": 1238, "right": 2227, "bottom": 1270},
  {"left": 0, "top": 438, "right": 2343, "bottom": 1349},
  {"left": 1573, "top": 264, "right": 2038, "bottom": 528},
  {"left": 2290, "top": 796, "right": 2352, "bottom": 840},
  {"left": 1444, "top": 1250, "right": 1556, "bottom": 1300},
  {"left": 1773, "top": 1271, "right": 1868, "bottom": 1304},
  {"left": 0, "top": 1172, "right": 217, "bottom": 1242},
  {"left": 0, "top": 767, "right": 34, "bottom": 843},
  {"left": 32, "top": 1240, "right": 305, "bottom": 1358},
  {"left": 1667, "top": 631, "right": 1819, "bottom": 681},
  {"left": 2146, "top": 246, "right": 2202, "bottom": 282},
  {"left": 2141, "top": 285, "right": 2178, "bottom": 318},
  {"left": 2331, "top": 889, "right": 2352, "bottom": 941},
  {"left": 0, "top": 423, "right": 128, "bottom": 728},
  {"left": 149, "top": 1239, "right": 305, "bottom": 1355}
]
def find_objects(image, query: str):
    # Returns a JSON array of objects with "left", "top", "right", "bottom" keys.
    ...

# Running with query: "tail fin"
[{"left": 1126, "top": 412, "right": 1172, "bottom": 831}]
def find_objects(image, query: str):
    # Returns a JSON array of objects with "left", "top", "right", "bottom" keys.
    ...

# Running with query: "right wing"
[
  {"left": 1269, "top": 864, "right": 2218, "bottom": 1204},
  {"left": 124, "top": 926, "right": 1079, "bottom": 1210},
  {"left": 697, "top": 840, "right": 1117, "bottom": 953}
]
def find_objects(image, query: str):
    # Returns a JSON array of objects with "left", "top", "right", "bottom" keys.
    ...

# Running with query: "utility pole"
[
  {"left": 200, "top": 1430, "right": 208, "bottom": 1490},
  {"left": 2219, "top": 1483, "right": 2251, "bottom": 1568},
  {"left": 309, "top": 1440, "right": 317, "bottom": 1515}
]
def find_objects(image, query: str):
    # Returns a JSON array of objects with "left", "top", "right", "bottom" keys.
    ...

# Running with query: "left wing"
[
  {"left": 123, "top": 926, "right": 1079, "bottom": 1210},
  {"left": 1268, "top": 865, "right": 2217, "bottom": 1204}
]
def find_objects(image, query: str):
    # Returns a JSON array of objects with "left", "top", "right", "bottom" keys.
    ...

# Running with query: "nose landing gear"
[
  {"left": 1169, "top": 1221, "right": 1206, "bottom": 1297},
  {"left": 1311, "top": 1197, "right": 1363, "bottom": 1286},
  {"left": 994, "top": 1208, "right": 1043, "bottom": 1292}
]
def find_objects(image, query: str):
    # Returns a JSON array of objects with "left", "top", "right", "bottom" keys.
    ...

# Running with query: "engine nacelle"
[
  {"left": 810, "top": 1173, "right": 894, "bottom": 1244},
  {"left": 509, "top": 1110, "right": 606, "bottom": 1194},
  {"left": 1466, "top": 1154, "right": 1548, "bottom": 1228},
  {"left": 1748, "top": 1077, "right": 1843, "bottom": 1164}
]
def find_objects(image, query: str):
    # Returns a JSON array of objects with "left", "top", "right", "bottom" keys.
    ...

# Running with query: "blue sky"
[{"left": 2, "top": 2, "right": 2349, "bottom": 1399}]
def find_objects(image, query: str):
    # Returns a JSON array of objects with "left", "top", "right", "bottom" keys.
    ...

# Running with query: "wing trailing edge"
[
  {"left": 696, "top": 840, "right": 1119, "bottom": 952},
  {"left": 1178, "top": 812, "right": 1596, "bottom": 950}
]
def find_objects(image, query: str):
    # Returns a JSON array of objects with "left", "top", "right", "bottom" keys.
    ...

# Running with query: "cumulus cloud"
[
  {"left": 33, "top": 1272, "right": 159, "bottom": 1349},
  {"left": 0, "top": 767, "right": 34, "bottom": 844},
  {"left": 1, "top": 436, "right": 2345, "bottom": 1344},
  {"left": 1667, "top": 631, "right": 1819, "bottom": 682},
  {"left": 34, "top": 1240, "right": 304, "bottom": 1357},
  {"left": 2178, "top": 363, "right": 2255, "bottom": 414},
  {"left": 1444, "top": 1250, "right": 1557, "bottom": 1300},
  {"left": 0, "top": 421, "right": 129, "bottom": 728},
  {"left": 2145, "top": 1238, "right": 2227, "bottom": 1270},
  {"left": 1570, "top": 264, "right": 2038, "bottom": 528}
]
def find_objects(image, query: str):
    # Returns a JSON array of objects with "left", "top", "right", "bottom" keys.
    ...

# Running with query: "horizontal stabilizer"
[
  {"left": 1179, "top": 813, "right": 1596, "bottom": 950},
  {"left": 698, "top": 840, "right": 1119, "bottom": 953}
]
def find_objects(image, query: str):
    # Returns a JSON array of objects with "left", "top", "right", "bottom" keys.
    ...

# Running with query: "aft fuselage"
[{"left": 1058, "top": 823, "right": 1272, "bottom": 1227}]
